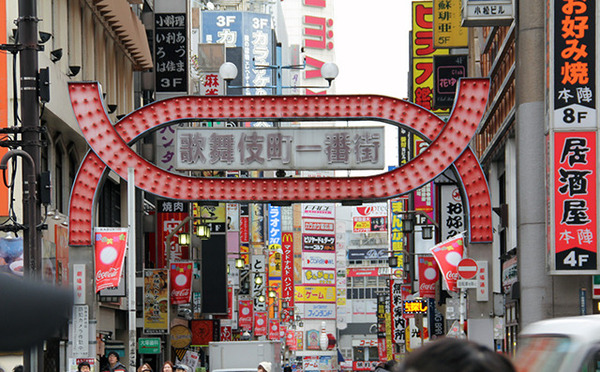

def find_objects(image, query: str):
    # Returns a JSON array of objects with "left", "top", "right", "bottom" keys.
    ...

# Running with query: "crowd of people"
[{"left": 75, "top": 338, "right": 514, "bottom": 372}]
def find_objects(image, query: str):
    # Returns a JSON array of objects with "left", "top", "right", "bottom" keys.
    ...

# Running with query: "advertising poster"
[
  {"left": 170, "top": 262, "right": 193, "bottom": 304},
  {"left": 305, "top": 329, "right": 320, "bottom": 350},
  {"left": 55, "top": 225, "right": 69, "bottom": 285},
  {"left": 268, "top": 205, "right": 282, "bottom": 251},
  {"left": 295, "top": 286, "right": 336, "bottom": 303},
  {"left": 268, "top": 319, "right": 280, "bottom": 341},
  {"left": 0, "top": 236, "right": 23, "bottom": 277},
  {"left": 418, "top": 257, "right": 439, "bottom": 298},
  {"left": 191, "top": 319, "right": 220, "bottom": 346},
  {"left": 94, "top": 228, "right": 128, "bottom": 292},
  {"left": 238, "top": 300, "right": 253, "bottom": 331},
  {"left": 143, "top": 269, "right": 169, "bottom": 334},
  {"left": 254, "top": 311, "right": 267, "bottom": 336},
  {"left": 552, "top": 132, "right": 597, "bottom": 272}
]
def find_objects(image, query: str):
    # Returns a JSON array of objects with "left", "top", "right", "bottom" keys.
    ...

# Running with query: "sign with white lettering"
[{"left": 175, "top": 127, "right": 385, "bottom": 171}]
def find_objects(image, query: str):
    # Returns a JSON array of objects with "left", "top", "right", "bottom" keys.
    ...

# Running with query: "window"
[
  {"left": 98, "top": 179, "right": 121, "bottom": 227},
  {"left": 55, "top": 144, "right": 64, "bottom": 212}
]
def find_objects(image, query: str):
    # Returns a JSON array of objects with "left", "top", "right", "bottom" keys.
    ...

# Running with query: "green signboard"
[{"left": 138, "top": 338, "right": 161, "bottom": 354}]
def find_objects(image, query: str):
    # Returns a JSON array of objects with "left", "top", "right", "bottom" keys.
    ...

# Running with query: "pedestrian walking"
[
  {"left": 258, "top": 361, "right": 272, "bottom": 372},
  {"left": 106, "top": 351, "right": 127, "bottom": 372},
  {"left": 77, "top": 361, "right": 91, "bottom": 372},
  {"left": 161, "top": 362, "right": 174, "bottom": 372},
  {"left": 396, "top": 337, "right": 515, "bottom": 372},
  {"left": 137, "top": 363, "right": 153, "bottom": 372}
]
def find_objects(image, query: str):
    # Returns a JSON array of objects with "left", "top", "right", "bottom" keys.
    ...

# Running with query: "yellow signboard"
[
  {"left": 433, "top": 0, "right": 468, "bottom": 48},
  {"left": 295, "top": 286, "right": 336, "bottom": 303}
]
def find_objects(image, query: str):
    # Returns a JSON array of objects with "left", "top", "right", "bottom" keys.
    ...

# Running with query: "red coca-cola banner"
[
  {"left": 170, "top": 261, "right": 193, "bottom": 304},
  {"left": 282, "top": 233, "right": 294, "bottom": 304},
  {"left": 94, "top": 228, "right": 128, "bottom": 292},
  {"left": 254, "top": 311, "right": 267, "bottom": 336},
  {"left": 239, "top": 300, "right": 253, "bottom": 331},
  {"left": 285, "top": 328, "right": 295, "bottom": 347},
  {"left": 430, "top": 234, "right": 464, "bottom": 292},
  {"left": 418, "top": 256, "right": 439, "bottom": 298},
  {"left": 268, "top": 319, "right": 280, "bottom": 341}
]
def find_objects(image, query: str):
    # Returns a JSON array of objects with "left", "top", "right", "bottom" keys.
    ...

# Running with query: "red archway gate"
[{"left": 68, "top": 78, "right": 491, "bottom": 245}]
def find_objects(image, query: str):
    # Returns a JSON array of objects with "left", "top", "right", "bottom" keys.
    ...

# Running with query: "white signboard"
[
  {"left": 297, "top": 303, "right": 336, "bottom": 319},
  {"left": 72, "top": 305, "right": 89, "bottom": 357},
  {"left": 252, "top": 255, "right": 266, "bottom": 311},
  {"left": 176, "top": 127, "right": 385, "bottom": 170},
  {"left": 302, "top": 268, "right": 336, "bottom": 285},
  {"left": 302, "top": 218, "right": 336, "bottom": 234},
  {"left": 302, "top": 251, "right": 336, "bottom": 269},
  {"left": 73, "top": 264, "right": 86, "bottom": 305},
  {"left": 457, "top": 279, "right": 478, "bottom": 288},
  {"left": 301, "top": 203, "right": 336, "bottom": 219},
  {"left": 462, "top": 0, "right": 514, "bottom": 27},
  {"left": 476, "top": 260, "right": 489, "bottom": 301}
]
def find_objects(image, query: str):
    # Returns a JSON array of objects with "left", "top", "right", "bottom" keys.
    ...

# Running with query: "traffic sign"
[
  {"left": 457, "top": 279, "right": 478, "bottom": 288},
  {"left": 457, "top": 258, "right": 478, "bottom": 279}
]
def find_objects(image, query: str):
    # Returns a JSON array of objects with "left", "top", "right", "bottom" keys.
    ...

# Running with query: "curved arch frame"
[{"left": 68, "top": 79, "right": 492, "bottom": 245}]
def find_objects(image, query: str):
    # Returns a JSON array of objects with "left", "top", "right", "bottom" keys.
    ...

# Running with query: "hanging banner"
[
  {"left": 390, "top": 197, "right": 408, "bottom": 273},
  {"left": 418, "top": 257, "right": 439, "bottom": 298},
  {"left": 143, "top": 269, "right": 169, "bottom": 334},
  {"left": 238, "top": 300, "right": 253, "bottom": 331},
  {"left": 268, "top": 319, "right": 280, "bottom": 341},
  {"left": 252, "top": 255, "right": 266, "bottom": 311},
  {"left": 552, "top": 132, "right": 597, "bottom": 272},
  {"left": 170, "top": 262, "right": 193, "bottom": 304},
  {"left": 440, "top": 184, "right": 465, "bottom": 241},
  {"left": 94, "top": 228, "right": 128, "bottom": 292},
  {"left": 286, "top": 328, "right": 296, "bottom": 348},
  {"left": 430, "top": 234, "right": 464, "bottom": 291},
  {"left": 254, "top": 311, "right": 267, "bottom": 336}
]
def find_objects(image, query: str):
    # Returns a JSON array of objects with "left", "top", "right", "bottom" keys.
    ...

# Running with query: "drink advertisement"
[
  {"left": 254, "top": 311, "right": 267, "bottom": 336},
  {"left": 238, "top": 300, "right": 253, "bottom": 330},
  {"left": 170, "top": 261, "right": 193, "bottom": 304},
  {"left": 418, "top": 257, "right": 439, "bottom": 298},
  {"left": 143, "top": 269, "right": 169, "bottom": 334},
  {"left": 94, "top": 228, "right": 128, "bottom": 292}
]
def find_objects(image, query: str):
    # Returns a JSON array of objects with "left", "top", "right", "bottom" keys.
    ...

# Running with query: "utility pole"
[{"left": 18, "top": 0, "right": 42, "bottom": 370}]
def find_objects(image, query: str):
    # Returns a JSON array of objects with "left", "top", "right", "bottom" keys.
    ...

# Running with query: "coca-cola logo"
[
  {"left": 171, "top": 288, "right": 190, "bottom": 297},
  {"left": 96, "top": 267, "right": 119, "bottom": 280},
  {"left": 445, "top": 271, "right": 459, "bottom": 281},
  {"left": 420, "top": 283, "right": 436, "bottom": 291}
]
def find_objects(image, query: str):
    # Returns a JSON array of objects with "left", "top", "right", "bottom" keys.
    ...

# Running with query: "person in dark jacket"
[{"left": 107, "top": 351, "right": 127, "bottom": 372}]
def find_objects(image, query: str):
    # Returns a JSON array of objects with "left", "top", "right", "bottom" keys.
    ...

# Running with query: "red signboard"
[
  {"left": 457, "top": 258, "right": 478, "bottom": 279},
  {"left": 347, "top": 268, "right": 379, "bottom": 277},
  {"left": 554, "top": 132, "right": 597, "bottom": 271},
  {"left": 268, "top": 319, "right": 280, "bottom": 341},
  {"left": 430, "top": 234, "right": 464, "bottom": 291}
]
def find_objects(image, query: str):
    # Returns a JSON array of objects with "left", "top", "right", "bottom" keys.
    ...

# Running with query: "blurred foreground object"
[{"left": 0, "top": 273, "right": 73, "bottom": 351}]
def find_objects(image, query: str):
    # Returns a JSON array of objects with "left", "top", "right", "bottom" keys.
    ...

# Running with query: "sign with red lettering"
[
  {"left": 94, "top": 228, "right": 128, "bottom": 292},
  {"left": 418, "top": 256, "right": 439, "bottom": 298},
  {"left": 552, "top": 132, "right": 597, "bottom": 272},
  {"left": 238, "top": 300, "right": 253, "bottom": 331}
]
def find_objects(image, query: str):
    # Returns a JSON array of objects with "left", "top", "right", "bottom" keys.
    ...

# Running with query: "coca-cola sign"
[
  {"left": 430, "top": 234, "right": 464, "bottom": 292},
  {"left": 94, "top": 228, "right": 128, "bottom": 292},
  {"left": 170, "top": 262, "right": 193, "bottom": 304},
  {"left": 418, "top": 257, "right": 438, "bottom": 298}
]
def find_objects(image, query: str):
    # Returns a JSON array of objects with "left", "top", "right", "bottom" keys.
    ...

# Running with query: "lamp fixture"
[
  {"left": 402, "top": 217, "right": 413, "bottom": 233},
  {"left": 38, "top": 31, "right": 52, "bottom": 44},
  {"left": 268, "top": 289, "right": 277, "bottom": 298},
  {"left": 196, "top": 224, "right": 211, "bottom": 240},
  {"left": 52, "top": 209, "right": 61, "bottom": 221},
  {"left": 258, "top": 294, "right": 266, "bottom": 303},
  {"left": 67, "top": 65, "right": 81, "bottom": 77},
  {"left": 254, "top": 275, "right": 263, "bottom": 286},
  {"left": 422, "top": 225, "right": 434, "bottom": 240},
  {"left": 107, "top": 104, "right": 117, "bottom": 114},
  {"left": 388, "top": 256, "right": 398, "bottom": 268},
  {"left": 235, "top": 257, "right": 245, "bottom": 269},
  {"left": 178, "top": 232, "right": 190, "bottom": 245},
  {"left": 50, "top": 48, "right": 63, "bottom": 62}
]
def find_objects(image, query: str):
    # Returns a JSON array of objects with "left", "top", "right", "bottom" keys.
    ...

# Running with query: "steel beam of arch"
[{"left": 68, "top": 79, "right": 491, "bottom": 245}]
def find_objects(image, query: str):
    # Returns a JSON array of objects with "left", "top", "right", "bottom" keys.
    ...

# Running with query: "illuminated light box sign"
[
  {"left": 403, "top": 299, "right": 428, "bottom": 314},
  {"left": 175, "top": 127, "right": 385, "bottom": 171}
]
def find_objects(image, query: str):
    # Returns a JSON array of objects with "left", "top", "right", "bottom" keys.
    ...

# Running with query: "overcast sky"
[{"left": 333, "top": 1, "right": 412, "bottom": 99}]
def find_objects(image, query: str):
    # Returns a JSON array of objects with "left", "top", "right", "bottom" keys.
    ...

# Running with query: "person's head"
[
  {"left": 397, "top": 338, "right": 515, "bottom": 372},
  {"left": 258, "top": 362, "right": 272, "bottom": 372},
  {"left": 162, "top": 362, "right": 174, "bottom": 372},
  {"left": 138, "top": 363, "right": 153, "bottom": 372},
  {"left": 173, "top": 365, "right": 188, "bottom": 372},
  {"left": 13, "top": 366, "right": 23, "bottom": 372},
  {"left": 107, "top": 352, "right": 120, "bottom": 365},
  {"left": 78, "top": 361, "right": 91, "bottom": 372}
]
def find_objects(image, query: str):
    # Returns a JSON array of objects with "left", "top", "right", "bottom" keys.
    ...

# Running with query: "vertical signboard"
[
  {"left": 156, "top": 200, "right": 189, "bottom": 267},
  {"left": 390, "top": 280, "right": 406, "bottom": 344},
  {"left": 412, "top": 1, "right": 449, "bottom": 114},
  {"left": 433, "top": 55, "right": 467, "bottom": 110},
  {"left": 143, "top": 269, "right": 169, "bottom": 334},
  {"left": 552, "top": 0, "right": 596, "bottom": 130},
  {"left": 552, "top": 132, "right": 597, "bottom": 272},
  {"left": 252, "top": 255, "right": 266, "bottom": 311},
  {"left": 390, "top": 198, "right": 407, "bottom": 275},
  {"left": 433, "top": 0, "right": 468, "bottom": 48},
  {"left": 155, "top": 13, "right": 188, "bottom": 93},
  {"left": 440, "top": 184, "right": 465, "bottom": 241}
]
